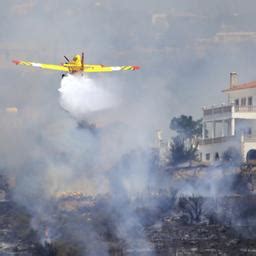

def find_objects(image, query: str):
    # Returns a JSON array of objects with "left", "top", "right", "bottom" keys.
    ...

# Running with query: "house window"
[
  {"left": 206, "top": 153, "right": 210, "bottom": 161},
  {"left": 235, "top": 99, "right": 239, "bottom": 106},
  {"left": 248, "top": 97, "right": 253, "bottom": 106},
  {"left": 241, "top": 97, "right": 246, "bottom": 106}
]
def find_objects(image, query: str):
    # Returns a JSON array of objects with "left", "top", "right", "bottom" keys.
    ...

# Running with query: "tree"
[
  {"left": 178, "top": 195, "right": 205, "bottom": 224},
  {"left": 170, "top": 115, "right": 202, "bottom": 140},
  {"left": 170, "top": 136, "right": 198, "bottom": 165},
  {"left": 169, "top": 115, "right": 202, "bottom": 165}
]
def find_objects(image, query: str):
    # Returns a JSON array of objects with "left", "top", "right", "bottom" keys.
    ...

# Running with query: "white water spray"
[{"left": 58, "top": 75, "right": 120, "bottom": 119}]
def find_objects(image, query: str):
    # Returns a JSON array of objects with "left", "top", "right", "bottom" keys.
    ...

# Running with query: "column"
[
  {"left": 212, "top": 121, "right": 216, "bottom": 139},
  {"left": 221, "top": 120, "right": 225, "bottom": 137},
  {"left": 202, "top": 122, "right": 205, "bottom": 139},
  {"left": 231, "top": 118, "right": 235, "bottom": 136}
]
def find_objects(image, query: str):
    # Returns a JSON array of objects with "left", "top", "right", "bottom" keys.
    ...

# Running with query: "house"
[{"left": 199, "top": 72, "right": 256, "bottom": 163}]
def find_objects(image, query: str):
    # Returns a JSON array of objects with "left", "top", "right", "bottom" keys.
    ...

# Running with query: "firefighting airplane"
[{"left": 12, "top": 52, "right": 140, "bottom": 77}]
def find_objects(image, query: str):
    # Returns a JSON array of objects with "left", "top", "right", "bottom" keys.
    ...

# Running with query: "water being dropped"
[{"left": 58, "top": 75, "right": 119, "bottom": 119}]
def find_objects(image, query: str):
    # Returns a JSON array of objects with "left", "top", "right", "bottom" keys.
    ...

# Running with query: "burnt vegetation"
[
  {"left": 178, "top": 195, "right": 204, "bottom": 224},
  {"left": 3, "top": 167, "right": 256, "bottom": 255},
  {"left": 2, "top": 117, "right": 256, "bottom": 255}
]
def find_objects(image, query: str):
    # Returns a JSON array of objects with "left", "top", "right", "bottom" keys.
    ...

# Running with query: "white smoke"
[{"left": 58, "top": 74, "right": 120, "bottom": 119}]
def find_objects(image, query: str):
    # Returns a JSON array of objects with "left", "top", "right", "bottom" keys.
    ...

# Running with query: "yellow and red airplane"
[{"left": 12, "top": 52, "right": 140, "bottom": 76}]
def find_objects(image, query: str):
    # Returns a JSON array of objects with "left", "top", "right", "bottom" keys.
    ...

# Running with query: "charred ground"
[{"left": 2, "top": 158, "right": 256, "bottom": 255}]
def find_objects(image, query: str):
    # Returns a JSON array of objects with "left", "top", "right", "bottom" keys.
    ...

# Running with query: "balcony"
[
  {"left": 200, "top": 133, "right": 256, "bottom": 145},
  {"left": 203, "top": 104, "right": 256, "bottom": 121},
  {"left": 203, "top": 105, "right": 233, "bottom": 116},
  {"left": 234, "top": 106, "right": 256, "bottom": 112},
  {"left": 199, "top": 135, "right": 236, "bottom": 145}
]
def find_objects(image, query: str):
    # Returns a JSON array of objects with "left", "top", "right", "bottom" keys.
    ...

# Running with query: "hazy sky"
[{"left": 2, "top": 1, "right": 256, "bottom": 119}]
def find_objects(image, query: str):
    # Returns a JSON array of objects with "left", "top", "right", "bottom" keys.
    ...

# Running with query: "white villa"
[{"left": 199, "top": 72, "right": 256, "bottom": 163}]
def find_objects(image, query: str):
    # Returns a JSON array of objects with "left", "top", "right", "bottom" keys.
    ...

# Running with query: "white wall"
[
  {"left": 200, "top": 87, "right": 256, "bottom": 163},
  {"left": 243, "top": 141, "right": 256, "bottom": 160},
  {"left": 226, "top": 88, "right": 256, "bottom": 105},
  {"left": 199, "top": 139, "right": 240, "bottom": 162},
  {"left": 200, "top": 138, "right": 256, "bottom": 162},
  {"left": 235, "top": 119, "right": 256, "bottom": 134}
]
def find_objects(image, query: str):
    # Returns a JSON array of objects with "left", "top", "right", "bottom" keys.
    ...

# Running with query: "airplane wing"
[
  {"left": 12, "top": 60, "right": 69, "bottom": 72},
  {"left": 12, "top": 60, "right": 140, "bottom": 73},
  {"left": 84, "top": 64, "right": 140, "bottom": 72}
]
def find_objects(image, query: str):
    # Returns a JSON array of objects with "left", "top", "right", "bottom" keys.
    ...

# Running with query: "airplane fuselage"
[{"left": 63, "top": 54, "right": 83, "bottom": 73}]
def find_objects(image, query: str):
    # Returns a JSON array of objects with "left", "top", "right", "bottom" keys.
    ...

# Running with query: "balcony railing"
[
  {"left": 234, "top": 106, "right": 256, "bottom": 112},
  {"left": 203, "top": 104, "right": 256, "bottom": 116},
  {"left": 199, "top": 136, "right": 236, "bottom": 145},
  {"left": 203, "top": 105, "right": 232, "bottom": 116}
]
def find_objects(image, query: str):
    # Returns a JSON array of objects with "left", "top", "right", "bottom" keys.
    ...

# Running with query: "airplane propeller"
[{"left": 64, "top": 56, "right": 70, "bottom": 62}]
